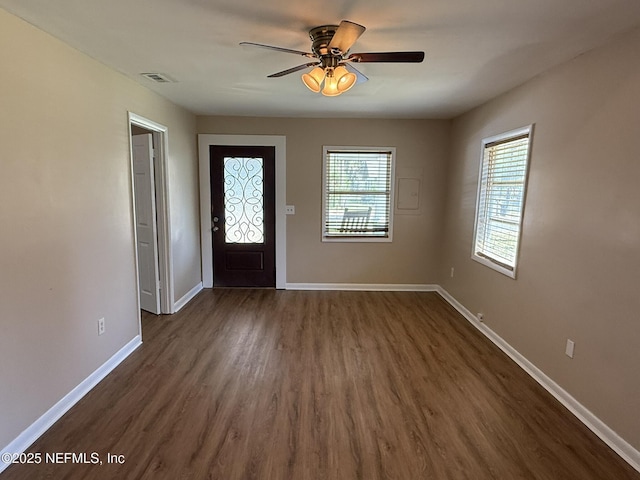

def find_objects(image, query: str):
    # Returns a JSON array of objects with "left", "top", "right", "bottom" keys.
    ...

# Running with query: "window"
[
  {"left": 322, "top": 146, "right": 395, "bottom": 242},
  {"left": 472, "top": 125, "right": 533, "bottom": 278}
]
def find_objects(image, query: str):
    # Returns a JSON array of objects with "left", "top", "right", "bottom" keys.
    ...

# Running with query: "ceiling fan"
[{"left": 240, "top": 20, "right": 425, "bottom": 97}]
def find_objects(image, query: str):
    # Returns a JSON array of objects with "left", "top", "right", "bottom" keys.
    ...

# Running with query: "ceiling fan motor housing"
[{"left": 309, "top": 25, "right": 340, "bottom": 57}]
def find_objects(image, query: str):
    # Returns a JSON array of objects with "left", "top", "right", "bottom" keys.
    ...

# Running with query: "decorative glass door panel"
[{"left": 223, "top": 156, "right": 264, "bottom": 244}]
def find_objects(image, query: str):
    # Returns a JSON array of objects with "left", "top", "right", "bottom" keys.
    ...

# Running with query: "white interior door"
[{"left": 132, "top": 134, "right": 161, "bottom": 314}]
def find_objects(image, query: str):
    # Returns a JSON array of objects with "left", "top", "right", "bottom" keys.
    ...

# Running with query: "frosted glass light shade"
[
  {"left": 321, "top": 74, "right": 341, "bottom": 96},
  {"left": 334, "top": 66, "right": 357, "bottom": 93},
  {"left": 301, "top": 67, "right": 325, "bottom": 93}
]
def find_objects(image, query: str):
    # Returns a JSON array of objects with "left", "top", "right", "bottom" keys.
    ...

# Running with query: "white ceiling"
[{"left": 3, "top": 0, "right": 640, "bottom": 118}]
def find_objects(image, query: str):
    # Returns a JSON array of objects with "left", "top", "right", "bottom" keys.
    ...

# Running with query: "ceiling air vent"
[{"left": 140, "top": 73, "right": 175, "bottom": 83}]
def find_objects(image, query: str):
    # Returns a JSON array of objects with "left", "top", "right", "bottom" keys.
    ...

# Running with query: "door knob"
[
  {"left": 212, "top": 226, "right": 219, "bottom": 232},
  {"left": 213, "top": 216, "right": 219, "bottom": 222}
]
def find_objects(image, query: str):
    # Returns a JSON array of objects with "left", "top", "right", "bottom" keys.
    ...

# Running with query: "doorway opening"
[{"left": 128, "top": 112, "right": 174, "bottom": 318}]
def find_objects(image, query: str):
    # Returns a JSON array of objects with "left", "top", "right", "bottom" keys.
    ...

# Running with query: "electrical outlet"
[
  {"left": 565, "top": 339, "right": 575, "bottom": 358},
  {"left": 477, "top": 313, "right": 484, "bottom": 322},
  {"left": 285, "top": 205, "right": 295, "bottom": 215},
  {"left": 98, "top": 318, "right": 105, "bottom": 336},
  {"left": 450, "top": 267, "right": 455, "bottom": 278}
]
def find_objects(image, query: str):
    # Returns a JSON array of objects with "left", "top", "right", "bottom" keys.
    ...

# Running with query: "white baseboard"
[
  {"left": 0, "top": 336, "right": 142, "bottom": 474},
  {"left": 286, "top": 283, "right": 439, "bottom": 292},
  {"left": 173, "top": 282, "right": 203, "bottom": 312},
  {"left": 436, "top": 286, "right": 640, "bottom": 473}
]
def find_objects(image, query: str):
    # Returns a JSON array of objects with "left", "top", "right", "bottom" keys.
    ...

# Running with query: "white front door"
[{"left": 132, "top": 134, "right": 160, "bottom": 314}]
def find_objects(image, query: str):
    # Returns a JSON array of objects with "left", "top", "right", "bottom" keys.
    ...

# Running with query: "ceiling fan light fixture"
[
  {"left": 334, "top": 65, "right": 357, "bottom": 93},
  {"left": 244, "top": 19, "right": 424, "bottom": 98},
  {"left": 301, "top": 66, "right": 325, "bottom": 93},
  {"left": 242, "top": 19, "right": 425, "bottom": 97}
]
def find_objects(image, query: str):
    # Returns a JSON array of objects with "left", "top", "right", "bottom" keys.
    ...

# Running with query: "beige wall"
[
  {"left": 0, "top": 10, "right": 199, "bottom": 447},
  {"left": 441, "top": 27, "right": 640, "bottom": 449},
  {"left": 197, "top": 116, "right": 450, "bottom": 285}
]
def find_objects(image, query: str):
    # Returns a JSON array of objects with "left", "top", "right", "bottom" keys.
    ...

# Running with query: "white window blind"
[
  {"left": 473, "top": 126, "right": 533, "bottom": 277},
  {"left": 323, "top": 147, "right": 395, "bottom": 241}
]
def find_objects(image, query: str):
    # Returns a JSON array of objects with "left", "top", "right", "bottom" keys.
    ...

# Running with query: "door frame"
[
  {"left": 128, "top": 112, "right": 174, "bottom": 316},
  {"left": 198, "top": 134, "right": 286, "bottom": 289}
]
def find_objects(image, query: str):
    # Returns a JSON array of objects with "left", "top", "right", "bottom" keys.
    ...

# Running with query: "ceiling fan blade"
[
  {"left": 240, "top": 42, "right": 314, "bottom": 58},
  {"left": 267, "top": 62, "right": 320, "bottom": 78},
  {"left": 348, "top": 51, "right": 425, "bottom": 63},
  {"left": 327, "top": 20, "right": 366, "bottom": 54},
  {"left": 343, "top": 63, "right": 368, "bottom": 84}
]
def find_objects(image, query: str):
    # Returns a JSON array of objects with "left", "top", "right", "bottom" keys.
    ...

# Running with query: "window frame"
[
  {"left": 322, "top": 146, "right": 396, "bottom": 243},
  {"left": 471, "top": 125, "right": 534, "bottom": 278}
]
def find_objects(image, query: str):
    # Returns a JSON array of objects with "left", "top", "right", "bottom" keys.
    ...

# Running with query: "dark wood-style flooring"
[{"left": 3, "top": 289, "right": 638, "bottom": 479}]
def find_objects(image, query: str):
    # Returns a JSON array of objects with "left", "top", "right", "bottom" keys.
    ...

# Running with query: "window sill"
[
  {"left": 322, "top": 236, "right": 392, "bottom": 243},
  {"left": 471, "top": 253, "right": 517, "bottom": 279}
]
